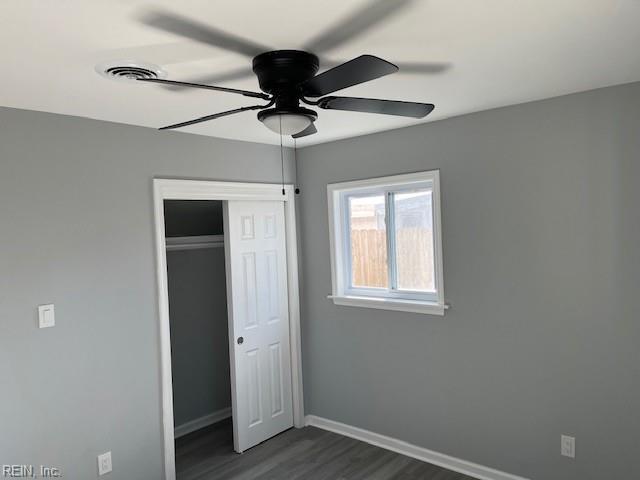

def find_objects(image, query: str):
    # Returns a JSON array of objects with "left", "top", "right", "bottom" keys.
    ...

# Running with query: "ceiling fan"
[{"left": 132, "top": 2, "right": 440, "bottom": 138}]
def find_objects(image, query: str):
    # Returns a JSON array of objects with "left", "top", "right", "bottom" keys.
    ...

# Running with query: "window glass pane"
[
  {"left": 393, "top": 189, "right": 435, "bottom": 292},
  {"left": 348, "top": 194, "right": 388, "bottom": 289}
]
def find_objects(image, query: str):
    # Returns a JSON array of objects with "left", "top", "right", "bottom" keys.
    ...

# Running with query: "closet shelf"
[{"left": 165, "top": 235, "right": 224, "bottom": 251}]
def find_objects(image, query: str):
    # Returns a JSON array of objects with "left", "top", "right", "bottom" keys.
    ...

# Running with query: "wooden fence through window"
[{"left": 350, "top": 229, "right": 434, "bottom": 290}]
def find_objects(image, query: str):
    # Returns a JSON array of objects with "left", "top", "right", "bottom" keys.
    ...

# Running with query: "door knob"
[{"left": 237, "top": 336, "right": 244, "bottom": 345}]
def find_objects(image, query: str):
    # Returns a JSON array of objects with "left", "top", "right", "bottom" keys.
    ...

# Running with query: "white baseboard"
[
  {"left": 305, "top": 415, "right": 529, "bottom": 480},
  {"left": 175, "top": 407, "right": 231, "bottom": 439}
]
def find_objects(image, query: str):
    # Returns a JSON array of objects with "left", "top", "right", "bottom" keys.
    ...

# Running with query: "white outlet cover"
[
  {"left": 98, "top": 451, "right": 112, "bottom": 475},
  {"left": 561, "top": 435, "right": 575, "bottom": 458},
  {"left": 38, "top": 304, "right": 55, "bottom": 328}
]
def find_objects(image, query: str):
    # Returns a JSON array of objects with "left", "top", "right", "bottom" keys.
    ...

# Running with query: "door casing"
[{"left": 152, "top": 179, "right": 304, "bottom": 480}]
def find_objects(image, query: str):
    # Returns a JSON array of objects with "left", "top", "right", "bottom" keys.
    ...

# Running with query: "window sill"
[{"left": 328, "top": 295, "right": 448, "bottom": 316}]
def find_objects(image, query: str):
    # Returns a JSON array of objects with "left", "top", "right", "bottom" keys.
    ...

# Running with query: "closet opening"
[{"left": 163, "top": 200, "right": 233, "bottom": 476}]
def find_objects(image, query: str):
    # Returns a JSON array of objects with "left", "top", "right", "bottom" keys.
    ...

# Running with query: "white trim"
[
  {"left": 153, "top": 179, "right": 304, "bottom": 480},
  {"left": 432, "top": 170, "right": 446, "bottom": 312},
  {"left": 284, "top": 193, "right": 305, "bottom": 431},
  {"left": 305, "top": 416, "right": 529, "bottom": 480},
  {"left": 328, "top": 295, "right": 448, "bottom": 315},
  {"left": 327, "top": 170, "right": 441, "bottom": 191},
  {"left": 159, "top": 179, "right": 289, "bottom": 201},
  {"left": 165, "top": 235, "right": 224, "bottom": 251},
  {"left": 153, "top": 182, "right": 175, "bottom": 480},
  {"left": 327, "top": 170, "right": 446, "bottom": 315},
  {"left": 174, "top": 407, "right": 232, "bottom": 439}
]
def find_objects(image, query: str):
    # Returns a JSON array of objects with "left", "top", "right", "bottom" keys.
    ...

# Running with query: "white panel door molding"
[{"left": 224, "top": 200, "right": 293, "bottom": 452}]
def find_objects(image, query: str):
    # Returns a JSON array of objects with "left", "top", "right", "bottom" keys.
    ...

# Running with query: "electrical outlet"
[
  {"left": 97, "top": 451, "right": 112, "bottom": 475},
  {"left": 561, "top": 435, "right": 575, "bottom": 458}
]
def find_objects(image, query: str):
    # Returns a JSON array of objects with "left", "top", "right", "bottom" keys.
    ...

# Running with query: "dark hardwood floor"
[{"left": 175, "top": 419, "right": 476, "bottom": 480}]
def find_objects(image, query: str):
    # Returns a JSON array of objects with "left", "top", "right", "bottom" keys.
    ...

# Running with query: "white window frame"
[{"left": 327, "top": 170, "right": 446, "bottom": 316}]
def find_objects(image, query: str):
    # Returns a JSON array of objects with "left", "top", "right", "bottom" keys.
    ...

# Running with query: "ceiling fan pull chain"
[
  {"left": 280, "top": 116, "right": 285, "bottom": 196},
  {"left": 294, "top": 137, "right": 300, "bottom": 194}
]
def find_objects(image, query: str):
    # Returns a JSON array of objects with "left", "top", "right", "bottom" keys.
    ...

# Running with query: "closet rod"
[{"left": 165, "top": 235, "right": 224, "bottom": 251}]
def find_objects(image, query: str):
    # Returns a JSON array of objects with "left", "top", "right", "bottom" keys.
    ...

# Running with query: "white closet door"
[{"left": 223, "top": 200, "right": 293, "bottom": 453}]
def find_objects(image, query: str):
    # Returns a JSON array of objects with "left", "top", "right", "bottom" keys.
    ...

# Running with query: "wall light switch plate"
[
  {"left": 38, "top": 304, "right": 55, "bottom": 328},
  {"left": 98, "top": 451, "right": 112, "bottom": 475},
  {"left": 561, "top": 435, "right": 575, "bottom": 458}
]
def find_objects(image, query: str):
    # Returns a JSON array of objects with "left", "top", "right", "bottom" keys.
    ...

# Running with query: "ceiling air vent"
[
  {"left": 95, "top": 61, "right": 167, "bottom": 83},
  {"left": 105, "top": 66, "right": 157, "bottom": 80}
]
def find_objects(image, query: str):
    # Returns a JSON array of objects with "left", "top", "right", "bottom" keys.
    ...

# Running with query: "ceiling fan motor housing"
[
  {"left": 252, "top": 50, "right": 319, "bottom": 100},
  {"left": 253, "top": 50, "right": 320, "bottom": 134}
]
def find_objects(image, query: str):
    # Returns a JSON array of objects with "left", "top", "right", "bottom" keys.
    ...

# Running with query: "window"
[{"left": 327, "top": 171, "right": 445, "bottom": 315}]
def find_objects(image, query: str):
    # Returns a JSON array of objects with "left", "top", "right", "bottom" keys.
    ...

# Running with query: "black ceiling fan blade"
[
  {"left": 292, "top": 123, "right": 317, "bottom": 139},
  {"left": 394, "top": 61, "right": 451, "bottom": 74},
  {"left": 159, "top": 104, "right": 271, "bottom": 130},
  {"left": 301, "top": 55, "right": 398, "bottom": 98},
  {"left": 317, "top": 96, "right": 434, "bottom": 118},
  {"left": 137, "top": 78, "right": 270, "bottom": 100},
  {"left": 138, "top": 8, "right": 271, "bottom": 57},
  {"left": 319, "top": 57, "right": 451, "bottom": 75},
  {"left": 303, "top": 0, "right": 414, "bottom": 54},
  {"left": 164, "top": 67, "right": 256, "bottom": 91}
]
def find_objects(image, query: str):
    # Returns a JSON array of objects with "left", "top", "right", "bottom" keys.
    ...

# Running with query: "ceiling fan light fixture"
[{"left": 258, "top": 108, "right": 317, "bottom": 136}]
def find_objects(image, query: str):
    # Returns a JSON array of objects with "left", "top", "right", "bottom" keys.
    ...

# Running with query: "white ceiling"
[{"left": 1, "top": 0, "right": 639, "bottom": 146}]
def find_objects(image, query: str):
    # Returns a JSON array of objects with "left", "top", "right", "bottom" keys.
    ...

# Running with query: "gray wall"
[
  {"left": 0, "top": 107, "right": 293, "bottom": 479},
  {"left": 167, "top": 247, "right": 230, "bottom": 427},
  {"left": 296, "top": 82, "right": 640, "bottom": 480}
]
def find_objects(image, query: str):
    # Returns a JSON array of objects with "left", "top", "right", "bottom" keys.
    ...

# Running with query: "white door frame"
[{"left": 152, "top": 178, "right": 304, "bottom": 480}]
